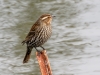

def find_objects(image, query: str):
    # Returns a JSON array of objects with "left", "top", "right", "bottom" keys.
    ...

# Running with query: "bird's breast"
[{"left": 28, "top": 25, "right": 52, "bottom": 47}]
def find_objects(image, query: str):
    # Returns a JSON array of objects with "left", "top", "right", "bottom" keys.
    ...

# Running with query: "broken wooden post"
[{"left": 36, "top": 50, "right": 52, "bottom": 75}]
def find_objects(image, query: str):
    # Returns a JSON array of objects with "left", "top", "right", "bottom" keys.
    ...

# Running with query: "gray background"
[{"left": 0, "top": 0, "right": 100, "bottom": 75}]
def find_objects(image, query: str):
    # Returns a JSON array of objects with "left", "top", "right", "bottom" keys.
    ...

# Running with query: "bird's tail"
[{"left": 23, "top": 46, "right": 32, "bottom": 63}]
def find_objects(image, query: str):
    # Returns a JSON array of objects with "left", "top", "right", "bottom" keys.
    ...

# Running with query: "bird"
[{"left": 22, "top": 14, "right": 53, "bottom": 63}]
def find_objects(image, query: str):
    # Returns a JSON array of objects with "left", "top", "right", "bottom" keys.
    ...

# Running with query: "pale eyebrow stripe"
[{"left": 42, "top": 16, "right": 48, "bottom": 20}]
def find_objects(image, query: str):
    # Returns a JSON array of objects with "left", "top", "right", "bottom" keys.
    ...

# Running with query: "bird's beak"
[{"left": 52, "top": 15, "right": 56, "bottom": 17}]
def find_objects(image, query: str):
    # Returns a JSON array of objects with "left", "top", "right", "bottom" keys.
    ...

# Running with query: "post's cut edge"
[{"left": 36, "top": 50, "right": 52, "bottom": 75}]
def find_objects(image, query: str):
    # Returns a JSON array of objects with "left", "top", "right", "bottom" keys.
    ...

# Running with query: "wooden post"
[{"left": 36, "top": 50, "right": 52, "bottom": 75}]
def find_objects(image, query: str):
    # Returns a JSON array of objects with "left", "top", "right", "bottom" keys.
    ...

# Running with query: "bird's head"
[{"left": 39, "top": 14, "right": 53, "bottom": 25}]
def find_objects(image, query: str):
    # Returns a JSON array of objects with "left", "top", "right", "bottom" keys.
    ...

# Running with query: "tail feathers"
[{"left": 23, "top": 46, "right": 32, "bottom": 63}]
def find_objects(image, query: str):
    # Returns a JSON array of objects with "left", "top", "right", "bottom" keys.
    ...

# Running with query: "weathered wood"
[{"left": 36, "top": 50, "right": 52, "bottom": 75}]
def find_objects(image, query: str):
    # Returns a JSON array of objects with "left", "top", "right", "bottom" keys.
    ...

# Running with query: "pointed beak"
[{"left": 52, "top": 15, "right": 56, "bottom": 17}]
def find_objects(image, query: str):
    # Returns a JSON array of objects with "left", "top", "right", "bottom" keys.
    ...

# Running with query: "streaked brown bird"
[{"left": 22, "top": 14, "right": 53, "bottom": 63}]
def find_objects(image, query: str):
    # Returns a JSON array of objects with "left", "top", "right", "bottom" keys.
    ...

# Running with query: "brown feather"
[{"left": 22, "top": 14, "right": 52, "bottom": 63}]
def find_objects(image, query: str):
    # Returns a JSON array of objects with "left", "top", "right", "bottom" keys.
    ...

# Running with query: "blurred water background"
[{"left": 0, "top": 0, "right": 100, "bottom": 75}]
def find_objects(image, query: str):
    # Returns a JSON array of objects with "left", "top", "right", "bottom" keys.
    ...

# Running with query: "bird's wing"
[{"left": 22, "top": 22, "right": 39, "bottom": 45}]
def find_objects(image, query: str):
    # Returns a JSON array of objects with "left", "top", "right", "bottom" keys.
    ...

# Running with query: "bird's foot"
[
  {"left": 35, "top": 47, "right": 42, "bottom": 56},
  {"left": 40, "top": 46, "right": 45, "bottom": 50}
]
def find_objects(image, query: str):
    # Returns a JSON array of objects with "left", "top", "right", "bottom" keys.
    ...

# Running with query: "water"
[{"left": 0, "top": 0, "right": 100, "bottom": 75}]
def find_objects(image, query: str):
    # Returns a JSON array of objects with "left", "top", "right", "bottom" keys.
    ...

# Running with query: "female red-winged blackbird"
[{"left": 22, "top": 14, "right": 53, "bottom": 63}]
